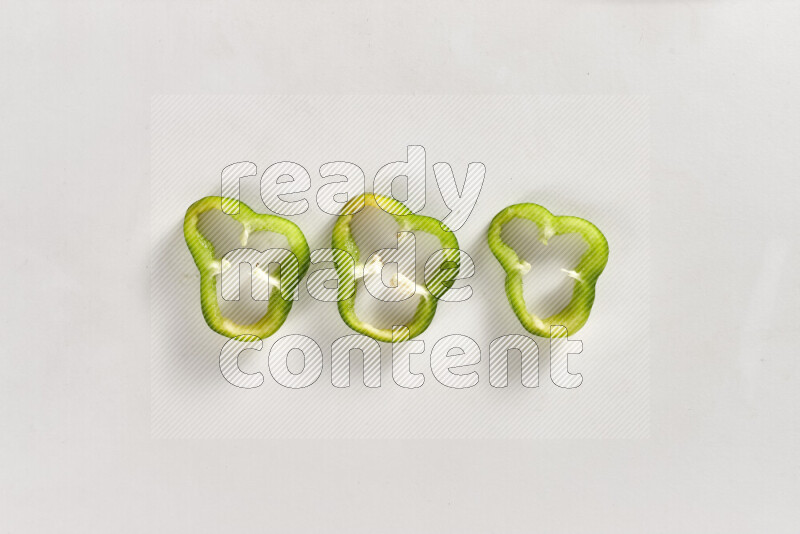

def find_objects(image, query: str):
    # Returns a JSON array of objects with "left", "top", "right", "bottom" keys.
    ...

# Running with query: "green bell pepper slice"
[
  {"left": 184, "top": 196, "right": 310, "bottom": 339},
  {"left": 332, "top": 193, "right": 459, "bottom": 342},
  {"left": 488, "top": 203, "right": 608, "bottom": 337}
]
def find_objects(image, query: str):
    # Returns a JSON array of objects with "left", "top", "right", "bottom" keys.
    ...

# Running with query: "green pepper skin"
[
  {"left": 332, "top": 193, "right": 459, "bottom": 342},
  {"left": 184, "top": 196, "right": 310, "bottom": 339},
  {"left": 488, "top": 203, "right": 608, "bottom": 338}
]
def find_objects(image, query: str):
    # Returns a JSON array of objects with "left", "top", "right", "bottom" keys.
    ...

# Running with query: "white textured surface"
[{"left": 1, "top": 1, "right": 799, "bottom": 532}]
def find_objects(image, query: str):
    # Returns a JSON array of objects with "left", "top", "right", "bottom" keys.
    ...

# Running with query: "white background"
[{"left": 2, "top": 1, "right": 799, "bottom": 532}]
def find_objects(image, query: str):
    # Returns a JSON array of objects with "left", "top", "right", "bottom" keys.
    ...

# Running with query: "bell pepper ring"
[
  {"left": 184, "top": 196, "right": 311, "bottom": 339},
  {"left": 332, "top": 193, "right": 460, "bottom": 342},
  {"left": 488, "top": 203, "right": 609, "bottom": 338}
]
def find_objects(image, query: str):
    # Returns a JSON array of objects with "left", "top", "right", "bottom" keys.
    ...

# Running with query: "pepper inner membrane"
[
  {"left": 500, "top": 217, "right": 589, "bottom": 319},
  {"left": 349, "top": 203, "right": 443, "bottom": 330},
  {"left": 197, "top": 209, "right": 291, "bottom": 325}
]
